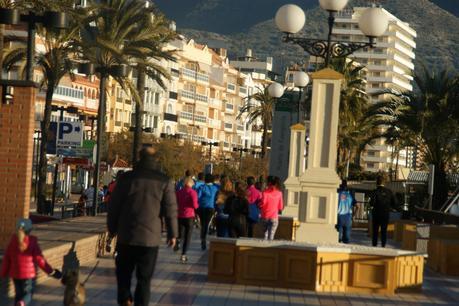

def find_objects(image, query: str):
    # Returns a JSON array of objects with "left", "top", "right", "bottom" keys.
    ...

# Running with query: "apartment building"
[
  {"left": 144, "top": 37, "right": 263, "bottom": 158},
  {"left": 333, "top": 7, "right": 417, "bottom": 174}
]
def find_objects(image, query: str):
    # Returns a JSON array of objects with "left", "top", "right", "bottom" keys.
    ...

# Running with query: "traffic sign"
[{"left": 57, "top": 122, "right": 83, "bottom": 147}]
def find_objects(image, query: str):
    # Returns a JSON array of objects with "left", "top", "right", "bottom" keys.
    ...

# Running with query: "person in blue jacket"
[
  {"left": 337, "top": 180, "right": 356, "bottom": 243},
  {"left": 193, "top": 172, "right": 205, "bottom": 191},
  {"left": 197, "top": 173, "right": 219, "bottom": 250}
]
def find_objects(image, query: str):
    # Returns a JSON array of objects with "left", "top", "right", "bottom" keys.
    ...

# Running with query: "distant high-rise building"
[{"left": 333, "top": 6, "right": 417, "bottom": 174}]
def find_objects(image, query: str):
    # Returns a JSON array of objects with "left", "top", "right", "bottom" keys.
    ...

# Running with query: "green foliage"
[{"left": 373, "top": 67, "right": 459, "bottom": 208}]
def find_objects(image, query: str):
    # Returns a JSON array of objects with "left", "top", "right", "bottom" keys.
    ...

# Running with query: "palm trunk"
[
  {"left": 0, "top": 24, "right": 5, "bottom": 77},
  {"left": 37, "top": 83, "right": 55, "bottom": 213},
  {"left": 133, "top": 64, "right": 145, "bottom": 165},
  {"left": 433, "top": 163, "right": 448, "bottom": 211},
  {"left": 261, "top": 118, "right": 268, "bottom": 158}
]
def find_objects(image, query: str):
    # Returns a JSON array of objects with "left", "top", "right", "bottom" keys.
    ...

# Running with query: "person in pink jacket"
[
  {"left": 1, "top": 219, "right": 61, "bottom": 306},
  {"left": 175, "top": 176, "right": 199, "bottom": 262},
  {"left": 259, "top": 176, "right": 284, "bottom": 240}
]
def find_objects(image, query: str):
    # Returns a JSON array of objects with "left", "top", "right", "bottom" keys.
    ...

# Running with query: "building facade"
[{"left": 333, "top": 7, "right": 417, "bottom": 174}]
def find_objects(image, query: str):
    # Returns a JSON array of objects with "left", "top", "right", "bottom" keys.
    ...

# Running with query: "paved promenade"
[{"left": 24, "top": 228, "right": 459, "bottom": 306}]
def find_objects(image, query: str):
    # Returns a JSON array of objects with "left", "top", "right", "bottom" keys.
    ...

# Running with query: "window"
[
  {"left": 154, "top": 93, "right": 160, "bottom": 105},
  {"left": 166, "top": 126, "right": 172, "bottom": 134},
  {"left": 167, "top": 104, "right": 173, "bottom": 113},
  {"left": 367, "top": 162, "right": 375, "bottom": 169},
  {"left": 153, "top": 116, "right": 158, "bottom": 128}
]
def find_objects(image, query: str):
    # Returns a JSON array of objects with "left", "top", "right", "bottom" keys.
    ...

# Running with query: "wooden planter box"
[
  {"left": 427, "top": 225, "right": 459, "bottom": 275},
  {"left": 394, "top": 220, "right": 418, "bottom": 243},
  {"left": 208, "top": 238, "right": 424, "bottom": 295}
]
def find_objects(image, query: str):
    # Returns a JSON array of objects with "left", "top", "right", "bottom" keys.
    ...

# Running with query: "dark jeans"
[
  {"left": 216, "top": 215, "right": 229, "bottom": 237},
  {"left": 247, "top": 218, "right": 257, "bottom": 238},
  {"left": 337, "top": 213, "right": 352, "bottom": 243},
  {"left": 198, "top": 207, "right": 214, "bottom": 241},
  {"left": 228, "top": 216, "right": 247, "bottom": 238},
  {"left": 13, "top": 278, "right": 35, "bottom": 306},
  {"left": 115, "top": 244, "right": 159, "bottom": 306},
  {"left": 372, "top": 215, "right": 389, "bottom": 247},
  {"left": 178, "top": 217, "right": 194, "bottom": 255}
]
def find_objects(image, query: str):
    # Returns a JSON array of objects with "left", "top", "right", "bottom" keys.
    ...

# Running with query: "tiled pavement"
[{"left": 23, "top": 230, "right": 459, "bottom": 305}]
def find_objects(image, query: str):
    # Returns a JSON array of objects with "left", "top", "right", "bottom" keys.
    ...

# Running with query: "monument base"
[{"left": 296, "top": 222, "right": 338, "bottom": 244}]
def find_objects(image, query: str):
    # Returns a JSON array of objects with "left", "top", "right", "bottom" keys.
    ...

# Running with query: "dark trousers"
[
  {"left": 247, "top": 219, "right": 257, "bottom": 238},
  {"left": 198, "top": 208, "right": 214, "bottom": 241},
  {"left": 13, "top": 278, "right": 35, "bottom": 305},
  {"left": 372, "top": 216, "right": 389, "bottom": 247},
  {"left": 337, "top": 213, "right": 352, "bottom": 243},
  {"left": 228, "top": 216, "right": 247, "bottom": 238},
  {"left": 178, "top": 217, "right": 194, "bottom": 255},
  {"left": 115, "top": 244, "right": 159, "bottom": 305}
]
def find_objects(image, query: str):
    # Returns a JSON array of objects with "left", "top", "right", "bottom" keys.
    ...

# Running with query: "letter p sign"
[{"left": 57, "top": 121, "right": 83, "bottom": 147}]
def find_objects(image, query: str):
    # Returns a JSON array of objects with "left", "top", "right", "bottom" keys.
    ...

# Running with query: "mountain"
[{"left": 155, "top": 0, "right": 459, "bottom": 73}]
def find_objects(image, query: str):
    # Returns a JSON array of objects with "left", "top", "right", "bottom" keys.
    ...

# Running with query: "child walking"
[{"left": 0, "top": 218, "right": 62, "bottom": 306}]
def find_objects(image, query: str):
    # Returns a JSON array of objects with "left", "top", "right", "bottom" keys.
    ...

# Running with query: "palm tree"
[
  {"left": 3, "top": 0, "right": 85, "bottom": 213},
  {"left": 78, "top": 0, "right": 175, "bottom": 164},
  {"left": 328, "top": 58, "right": 381, "bottom": 177},
  {"left": 373, "top": 67, "right": 459, "bottom": 209},
  {"left": 238, "top": 84, "right": 277, "bottom": 157}
]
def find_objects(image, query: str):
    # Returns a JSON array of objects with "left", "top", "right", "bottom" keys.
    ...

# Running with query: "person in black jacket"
[
  {"left": 369, "top": 175, "right": 397, "bottom": 247},
  {"left": 107, "top": 147, "right": 178, "bottom": 306},
  {"left": 224, "top": 182, "right": 249, "bottom": 238}
]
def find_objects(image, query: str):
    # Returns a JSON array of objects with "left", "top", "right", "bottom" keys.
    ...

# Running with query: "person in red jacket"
[
  {"left": 174, "top": 176, "right": 199, "bottom": 263},
  {"left": 259, "top": 176, "right": 284, "bottom": 240},
  {"left": 0, "top": 218, "right": 62, "bottom": 306}
]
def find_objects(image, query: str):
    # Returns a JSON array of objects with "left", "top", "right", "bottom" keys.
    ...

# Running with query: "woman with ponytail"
[{"left": 1, "top": 218, "right": 62, "bottom": 306}]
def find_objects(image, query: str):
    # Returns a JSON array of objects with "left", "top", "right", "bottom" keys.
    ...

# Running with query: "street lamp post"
[
  {"left": 233, "top": 147, "right": 249, "bottom": 171},
  {"left": 273, "top": 1, "right": 389, "bottom": 243},
  {"left": 0, "top": 8, "right": 68, "bottom": 81},
  {"left": 79, "top": 63, "right": 129, "bottom": 216},
  {"left": 292, "top": 71, "right": 310, "bottom": 123},
  {"left": 202, "top": 141, "right": 219, "bottom": 161},
  {"left": 275, "top": 2, "right": 389, "bottom": 67}
]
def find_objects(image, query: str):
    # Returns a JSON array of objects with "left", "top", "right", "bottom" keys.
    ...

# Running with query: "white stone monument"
[{"left": 284, "top": 68, "right": 344, "bottom": 243}]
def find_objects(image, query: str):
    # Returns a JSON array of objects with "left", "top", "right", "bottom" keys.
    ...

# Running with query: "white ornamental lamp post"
[
  {"left": 292, "top": 71, "right": 309, "bottom": 123},
  {"left": 274, "top": 1, "right": 389, "bottom": 243}
]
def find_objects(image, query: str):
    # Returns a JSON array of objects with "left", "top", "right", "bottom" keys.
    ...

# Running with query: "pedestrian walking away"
[
  {"left": 175, "top": 176, "right": 199, "bottom": 262},
  {"left": 0, "top": 218, "right": 62, "bottom": 306},
  {"left": 336, "top": 180, "right": 356, "bottom": 244},
  {"left": 246, "top": 176, "right": 262, "bottom": 238},
  {"left": 197, "top": 173, "right": 219, "bottom": 250},
  {"left": 224, "top": 182, "right": 249, "bottom": 238},
  {"left": 259, "top": 176, "right": 284, "bottom": 240},
  {"left": 369, "top": 175, "right": 397, "bottom": 247},
  {"left": 215, "top": 177, "right": 234, "bottom": 239},
  {"left": 107, "top": 147, "right": 178, "bottom": 306}
]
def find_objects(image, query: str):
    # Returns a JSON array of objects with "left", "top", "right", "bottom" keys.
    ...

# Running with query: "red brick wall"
[{"left": 0, "top": 86, "right": 36, "bottom": 249}]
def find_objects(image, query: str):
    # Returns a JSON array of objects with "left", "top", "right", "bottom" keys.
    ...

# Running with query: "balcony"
[
  {"left": 181, "top": 68, "right": 209, "bottom": 83},
  {"left": 52, "top": 85, "right": 84, "bottom": 106},
  {"left": 164, "top": 113, "right": 178, "bottom": 122},
  {"left": 180, "top": 90, "right": 208, "bottom": 103},
  {"left": 208, "top": 98, "right": 222, "bottom": 109},
  {"left": 208, "top": 118, "right": 221, "bottom": 129},
  {"left": 145, "top": 104, "right": 160, "bottom": 115},
  {"left": 179, "top": 111, "right": 193, "bottom": 121}
]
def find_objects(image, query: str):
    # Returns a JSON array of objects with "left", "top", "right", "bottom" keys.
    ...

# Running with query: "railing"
[
  {"left": 53, "top": 85, "right": 84, "bottom": 106},
  {"left": 179, "top": 111, "right": 207, "bottom": 123},
  {"left": 181, "top": 68, "right": 209, "bottom": 83},
  {"left": 180, "top": 90, "right": 208, "bottom": 103}
]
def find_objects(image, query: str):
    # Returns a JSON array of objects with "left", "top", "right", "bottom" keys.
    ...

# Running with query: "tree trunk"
[
  {"left": 432, "top": 164, "right": 448, "bottom": 210},
  {"left": 37, "top": 83, "right": 55, "bottom": 214},
  {"left": 261, "top": 118, "right": 268, "bottom": 158},
  {"left": 133, "top": 64, "right": 146, "bottom": 165},
  {"left": 0, "top": 24, "right": 5, "bottom": 77}
]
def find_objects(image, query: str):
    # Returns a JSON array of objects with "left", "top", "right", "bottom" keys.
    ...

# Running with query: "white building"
[{"left": 333, "top": 7, "right": 417, "bottom": 174}]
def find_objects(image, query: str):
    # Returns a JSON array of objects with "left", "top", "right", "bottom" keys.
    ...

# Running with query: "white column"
[
  {"left": 296, "top": 68, "right": 344, "bottom": 243},
  {"left": 283, "top": 124, "right": 306, "bottom": 216}
]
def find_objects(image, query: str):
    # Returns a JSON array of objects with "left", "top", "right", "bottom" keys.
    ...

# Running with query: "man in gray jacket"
[{"left": 108, "top": 147, "right": 178, "bottom": 306}]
